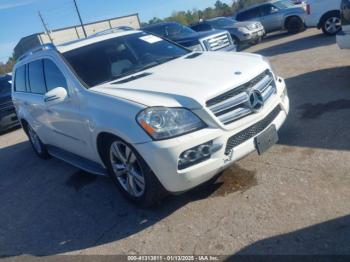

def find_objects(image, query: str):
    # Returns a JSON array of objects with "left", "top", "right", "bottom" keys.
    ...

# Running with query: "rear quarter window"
[{"left": 14, "top": 66, "right": 26, "bottom": 92}]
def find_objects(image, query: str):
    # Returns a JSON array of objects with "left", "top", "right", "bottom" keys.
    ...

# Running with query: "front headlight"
[
  {"left": 188, "top": 44, "right": 204, "bottom": 51},
  {"left": 137, "top": 107, "right": 206, "bottom": 140}
]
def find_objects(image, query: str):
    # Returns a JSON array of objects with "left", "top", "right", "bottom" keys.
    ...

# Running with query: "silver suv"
[{"left": 235, "top": 0, "right": 306, "bottom": 34}]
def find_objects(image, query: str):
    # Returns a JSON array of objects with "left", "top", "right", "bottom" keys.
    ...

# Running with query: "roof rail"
[
  {"left": 92, "top": 26, "right": 135, "bottom": 37},
  {"left": 18, "top": 43, "right": 57, "bottom": 61}
]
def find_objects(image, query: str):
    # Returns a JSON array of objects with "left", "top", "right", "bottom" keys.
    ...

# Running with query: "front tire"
[
  {"left": 26, "top": 124, "right": 49, "bottom": 159},
  {"left": 104, "top": 136, "right": 166, "bottom": 207},
  {"left": 286, "top": 17, "right": 304, "bottom": 34},
  {"left": 321, "top": 14, "right": 341, "bottom": 36}
]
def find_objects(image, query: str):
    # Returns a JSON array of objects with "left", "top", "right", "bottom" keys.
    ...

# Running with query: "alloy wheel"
[
  {"left": 109, "top": 141, "right": 146, "bottom": 197},
  {"left": 325, "top": 17, "right": 341, "bottom": 34}
]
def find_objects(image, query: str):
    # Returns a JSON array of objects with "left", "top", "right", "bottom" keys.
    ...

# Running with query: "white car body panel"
[
  {"left": 91, "top": 52, "right": 268, "bottom": 109},
  {"left": 304, "top": 0, "right": 341, "bottom": 27}
]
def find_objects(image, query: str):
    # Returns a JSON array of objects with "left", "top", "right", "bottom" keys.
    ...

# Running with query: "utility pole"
[
  {"left": 73, "top": 0, "right": 87, "bottom": 38},
  {"left": 38, "top": 11, "right": 53, "bottom": 43}
]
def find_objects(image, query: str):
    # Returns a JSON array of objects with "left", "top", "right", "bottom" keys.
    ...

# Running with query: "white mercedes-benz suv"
[{"left": 12, "top": 29, "right": 289, "bottom": 206}]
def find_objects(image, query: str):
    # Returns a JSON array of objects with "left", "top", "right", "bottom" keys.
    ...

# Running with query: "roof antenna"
[{"left": 38, "top": 11, "right": 53, "bottom": 43}]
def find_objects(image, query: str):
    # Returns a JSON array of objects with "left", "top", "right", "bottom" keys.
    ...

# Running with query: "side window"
[
  {"left": 43, "top": 59, "right": 68, "bottom": 91},
  {"left": 237, "top": 8, "right": 259, "bottom": 20},
  {"left": 28, "top": 60, "right": 46, "bottom": 94},
  {"left": 261, "top": 4, "right": 278, "bottom": 16},
  {"left": 15, "top": 66, "right": 27, "bottom": 92}
]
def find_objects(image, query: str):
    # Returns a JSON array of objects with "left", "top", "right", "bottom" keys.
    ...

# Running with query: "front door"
[
  {"left": 42, "top": 58, "right": 93, "bottom": 160},
  {"left": 259, "top": 4, "right": 282, "bottom": 32}
]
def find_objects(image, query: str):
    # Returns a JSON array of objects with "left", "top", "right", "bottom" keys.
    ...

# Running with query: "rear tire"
[
  {"left": 103, "top": 136, "right": 166, "bottom": 207},
  {"left": 26, "top": 124, "right": 49, "bottom": 159},
  {"left": 321, "top": 13, "right": 341, "bottom": 36},
  {"left": 286, "top": 17, "right": 304, "bottom": 34}
]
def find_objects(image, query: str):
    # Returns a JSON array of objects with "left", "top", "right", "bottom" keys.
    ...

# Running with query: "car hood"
[{"left": 90, "top": 52, "right": 270, "bottom": 109}]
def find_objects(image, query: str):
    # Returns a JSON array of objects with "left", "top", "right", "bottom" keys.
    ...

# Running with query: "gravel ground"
[{"left": 1, "top": 29, "right": 350, "bottom": 258}]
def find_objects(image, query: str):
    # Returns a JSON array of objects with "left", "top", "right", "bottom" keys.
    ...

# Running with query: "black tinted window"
[
  {"left": 237, "top": 7, "right": 260, "bottom": 20},
  {"left": 144, "top": 26, "right": 166, "bottom": 37},
  {"left": 43, "top": 59, "right": 67, "bottom": 91},
  {"left": 0, "top": 76, "right": 11, "bottom": 94},
  {"left": 261, "top": 4, "right": 278, "bottom": 16},
  {"left": 28, "top": 60, "right": 46, "bottom": 94},
  {"left": 15, "top": 66, "right": 26, "bottom": 92},
  {"left": 192, "top": 23, "right": 212, "bottom": 31},
  {"left": 63, "top": 32, "right": 189, "bottom": 87}
]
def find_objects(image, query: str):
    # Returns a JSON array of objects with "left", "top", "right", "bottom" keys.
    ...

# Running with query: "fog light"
[{"left": 178, "top": 141, "right": 218, "bottom": 170}]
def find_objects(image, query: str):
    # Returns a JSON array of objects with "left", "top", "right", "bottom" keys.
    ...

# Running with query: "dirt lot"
[{"left": 1, "top": 29, "right": 350, "bottom": 257}]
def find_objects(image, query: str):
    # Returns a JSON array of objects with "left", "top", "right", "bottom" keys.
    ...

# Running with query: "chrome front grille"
[
  {"left": 203, "top": 33, "right": 231, "bottom": 51},
  {"left": 206, "top": 70, "right": 276, "bottom": 125},
  {"left": 225, "top": 105, "right": 282, "bottom": 155}
]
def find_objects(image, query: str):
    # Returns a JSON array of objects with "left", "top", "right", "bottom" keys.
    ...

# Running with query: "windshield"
[
  {"left": 164, "top": 23, "right": 196, "bottom": 39},
  {"left": 274, "top": 0, "right": 294, "bottom": 9},
  {"left": 62, "top": 32, "right": 190, "bottom": 87},
  {"left": 210, "top": 18, "right": 236, "bottom": 27}
]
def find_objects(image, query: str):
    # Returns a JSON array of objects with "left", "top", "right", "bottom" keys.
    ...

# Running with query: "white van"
[{"left": 304, "top": 0, "right": 342, "bottom": 35}]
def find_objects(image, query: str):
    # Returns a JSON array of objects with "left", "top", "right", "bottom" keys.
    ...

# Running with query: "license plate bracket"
[{"left": 255, "top": 125, "right": 278, "bottom": 155}]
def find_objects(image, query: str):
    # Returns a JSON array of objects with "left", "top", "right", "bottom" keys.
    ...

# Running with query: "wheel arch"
[
  {"left": 318, "top": 10, "right": 341, "bottom": 29},
  {"left": 20, "top": 118, "right": 29, "bottom": 135},
  {"left": 284, "top": 15, "right": 302, "bottom": 29},
  {"left": 96, "top": 132, "right": 121, "bottom": 167}
]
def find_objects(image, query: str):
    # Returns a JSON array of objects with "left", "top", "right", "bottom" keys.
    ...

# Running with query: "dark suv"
[
  {"left": 0, "top": 74, "right": 18, "bottom": 132},
  {"left": 143, "top": 22, "right": 236, "bottom": 52}
]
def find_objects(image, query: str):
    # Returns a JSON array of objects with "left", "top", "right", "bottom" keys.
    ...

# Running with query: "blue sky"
[{"left": 0, "top": 0, "right": 232, "bottom": 62}]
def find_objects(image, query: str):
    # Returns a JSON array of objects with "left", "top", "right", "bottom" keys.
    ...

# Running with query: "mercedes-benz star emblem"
[{"left": 248, "top": 90, "right": 264, "bottom": 111}]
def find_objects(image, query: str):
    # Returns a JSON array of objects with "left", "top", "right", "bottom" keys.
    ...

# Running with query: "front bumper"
[
  {"left": 0, "top": 109, "right": 19, "bottom": 131},
  {"left": 239, "top": 29, "right": 265, "bottom": 43},
  {"left": 337, "top": 30, "right": 350, "bottom": 49},
  {"left": 135, "top": 78, "right": 289, "bottom": 193}
]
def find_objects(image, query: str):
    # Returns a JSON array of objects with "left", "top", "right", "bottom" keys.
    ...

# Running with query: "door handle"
[{"left": 44, "top": 95, "right": 59, "bottom": 103}]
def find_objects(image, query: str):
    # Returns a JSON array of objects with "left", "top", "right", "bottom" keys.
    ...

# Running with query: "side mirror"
[{"left": 44, "top": 87, "right": 68, "bottom": 104}]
